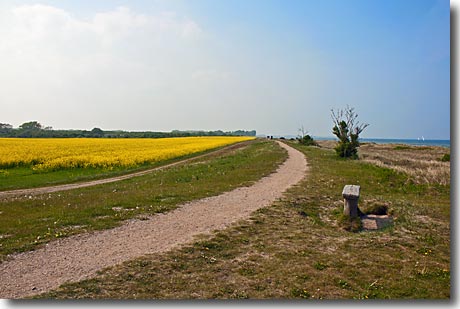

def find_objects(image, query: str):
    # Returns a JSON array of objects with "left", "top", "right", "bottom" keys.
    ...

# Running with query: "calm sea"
[
  {"left": 314, "top": 137, "right": 450, "bottom": 148},
  {"left": 360, "top": 138, "right": 450, "bottom": 148}
]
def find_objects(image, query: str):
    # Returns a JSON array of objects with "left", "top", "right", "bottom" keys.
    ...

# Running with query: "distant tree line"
[{"left": 0, "top": 121, "right": 256, "bottom": 138}]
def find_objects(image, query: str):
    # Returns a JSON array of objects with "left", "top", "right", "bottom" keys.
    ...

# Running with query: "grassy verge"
[
  {"left": 0, "top": 166, "right": 138, "bottom": 191},
  {"left": 0, "top": 139, "right": 287, "bottom": 260},
  {"left": 0, "top": 140, "right": 252, "bottom": 191},
  {"left": 39, "top": 141, "right": 450, "bottom": 299}
]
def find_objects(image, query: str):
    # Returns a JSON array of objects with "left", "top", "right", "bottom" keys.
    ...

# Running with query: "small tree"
[
  {"left": 91, "top": 127, "right": 104, "bottom": 137},
  {"left": 0, "top": 123, "right": 13, "bottom": 136},
  {"left": 0, "top": 123, "right": 12, "bottom": 130},
  {"left": 19, "top": 121, "right": 42, "bottom": 130},
  {"left": 331, "top": 106, "right": 369, "bottom": 158},
  {"left": 297, "top": 125, "right": 318, "bottom": 146}
]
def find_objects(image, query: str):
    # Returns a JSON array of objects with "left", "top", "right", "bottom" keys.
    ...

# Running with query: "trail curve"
[{"left": 0, "top": 141, "right": 307, "bottom": 298}]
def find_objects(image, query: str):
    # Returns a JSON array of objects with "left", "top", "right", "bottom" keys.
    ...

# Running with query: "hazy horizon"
[
  {"left": 0, "top": 0, "right": 450, "bottom": 139},
  {"left": 1, "top": 120, "right": 452, "bottom": 141}
]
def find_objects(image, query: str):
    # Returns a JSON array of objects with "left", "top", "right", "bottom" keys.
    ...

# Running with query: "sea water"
[
  {"left": 313, "top": 137, "right": 450, "bottom": 148},
  {"left": 360, "top": 138, "right": 450, "bottom": 148}
]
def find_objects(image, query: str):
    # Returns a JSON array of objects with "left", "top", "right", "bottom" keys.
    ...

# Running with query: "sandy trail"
[{"left": 0, "top": 141, "right": 307, "bottom": 299}]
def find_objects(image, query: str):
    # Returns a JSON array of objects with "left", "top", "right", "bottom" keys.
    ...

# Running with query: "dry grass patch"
[
  {"left": 359, "top": 143, "right": 450, "bottom": 185},
  {"left": 317, "top": 140, "right": 450, "bottom": 185}
]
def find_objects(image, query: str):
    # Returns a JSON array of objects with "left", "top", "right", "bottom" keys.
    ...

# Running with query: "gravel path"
[{"left": 0, "top": 141, "right": 307, "bottom": 299}]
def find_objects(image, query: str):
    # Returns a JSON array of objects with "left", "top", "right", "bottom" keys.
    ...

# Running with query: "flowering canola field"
[{"left": 0, "top": 137, "right": 254, "bottom": 171}]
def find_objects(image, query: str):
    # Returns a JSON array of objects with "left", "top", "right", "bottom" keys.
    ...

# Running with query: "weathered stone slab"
[
  {"left": 361, "top": 214, "right": 393, "bottom": 230},
  {"left": 342, "top": 185, "right": 360, "bottom": 218},
  {"left": 342, "top": 185, "right": 360, "bottom": 200}
]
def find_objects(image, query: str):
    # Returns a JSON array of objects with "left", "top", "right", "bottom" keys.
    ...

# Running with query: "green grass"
[
  {"left": 440, "top": 154, "right": 450, "bottom": 162},
  {"left": 37, "top": 142, "right": 450, "bottom": 299},
  {"left": 0, "top": 139, "right": 287, "bottom": 260},
  {"left": 0, "top": 166, "right": 133, "bottom": 191}
]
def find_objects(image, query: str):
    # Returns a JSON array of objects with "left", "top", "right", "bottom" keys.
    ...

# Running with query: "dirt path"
[
  {"left": 0, "top": 141, "right": 307, "bottom": 299},
  {"left": 0, "top": 141, "right": 252, "bottom": 200}
]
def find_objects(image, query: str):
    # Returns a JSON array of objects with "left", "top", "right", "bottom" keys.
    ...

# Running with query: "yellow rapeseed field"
[{"left": 0, "top": 137, "right": 254, "bottom": 171}]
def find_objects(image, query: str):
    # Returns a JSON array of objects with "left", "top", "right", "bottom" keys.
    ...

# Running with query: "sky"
[{"left": 0, "top": 0, "right": 451, "bottom": 139}]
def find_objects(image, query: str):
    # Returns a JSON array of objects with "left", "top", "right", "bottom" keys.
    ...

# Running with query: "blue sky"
[{"left": 0, "top": 0, "right": 450, "bottom": 139}]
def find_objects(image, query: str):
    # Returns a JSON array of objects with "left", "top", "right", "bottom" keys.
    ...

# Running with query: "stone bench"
[{"left": 342, "top": 185, "right": 360, "bottom": 218}]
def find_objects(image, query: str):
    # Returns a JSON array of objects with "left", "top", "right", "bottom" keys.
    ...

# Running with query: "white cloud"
[
  {"left": 0, "top": 4, "right": 212, "bottom": 129},
  {"left": 0, "top": 3, "right": 295, "bottom": 133},
  {"left": 0, "top": 4, "right": 203, "bottom": 49}
]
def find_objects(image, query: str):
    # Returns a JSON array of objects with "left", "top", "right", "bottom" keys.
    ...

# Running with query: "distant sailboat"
[{"left": 422, "top": 136, "right": 425, "bottom": 141}]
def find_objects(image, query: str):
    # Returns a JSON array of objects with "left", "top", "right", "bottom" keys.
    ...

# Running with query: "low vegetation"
[
  {"left": 440, "top": 154, "right": 450, "bottom": 162},
  {"left": 0, "top": 139, "right": 286, "bottom": 260},
  {"left": 358, "top": 143, "right": 450, "bottom": 185},
  {"left": 316, "top": 140, "right": 450, "bottom": 186},
  {"left": 297, "top": 126, "right": 318, "bottom": 146},
  {"left": 0, "top": 136, "right": 253, "bottom": 190},
  {"left": 0, "top": 136, "right": 252, "bottom": 171},
  {"left": 40, "top": 141, "right": 449, "bottom": 299},
  {"left": 298, "top": 135, "right": 318, "bottom": 146}
]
